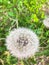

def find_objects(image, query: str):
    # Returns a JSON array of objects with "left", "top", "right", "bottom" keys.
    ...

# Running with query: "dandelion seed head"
[
  {"left": 43, "top": 17, "right": 49, "bottom": 28},
  {"left": 5, "top": 28, "right": 39, "bottom": 59}
]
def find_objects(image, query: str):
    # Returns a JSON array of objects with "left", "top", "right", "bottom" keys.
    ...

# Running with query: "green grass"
[{"left": 0, "top": 0, "right": 49, "bottom": 65}]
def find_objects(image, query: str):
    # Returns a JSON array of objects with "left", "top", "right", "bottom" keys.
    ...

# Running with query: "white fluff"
[
  {"left": 43, "top": 17, "right": 49, "bottom": 28},
  {"left": 5, "top": 28, "right": 39, "bottom": 59}
]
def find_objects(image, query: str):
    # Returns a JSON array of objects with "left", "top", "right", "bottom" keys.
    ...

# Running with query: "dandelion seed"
[{"left": 5, "top": 28, "right": 39, "bottom": 59}]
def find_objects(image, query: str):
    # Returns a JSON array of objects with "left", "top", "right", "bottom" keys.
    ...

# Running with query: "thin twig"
[
  {"left": 0, "top": 38, "right": 5, "bottom": 40},
  {"left": 39, "top": 47, "right": 49, "bottom": 49}
]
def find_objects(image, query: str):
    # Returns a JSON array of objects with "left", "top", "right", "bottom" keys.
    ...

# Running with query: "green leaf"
[
  {"left": 31, "top": 14, "right": 39, "bottom": 22},
  {"left": 8, "top": 12, "right": 14, "bottom": 17},
  {"left": 0, "top": 0, "right": 2, "bottom": 3}
]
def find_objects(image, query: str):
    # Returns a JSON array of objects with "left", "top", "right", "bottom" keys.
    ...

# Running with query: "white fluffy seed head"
[
  {"left": 5, "top": 27, "right": 39, "bottom": 59},
  {"left": 43, "top": 17, "right": 49, "bottom": 28}
]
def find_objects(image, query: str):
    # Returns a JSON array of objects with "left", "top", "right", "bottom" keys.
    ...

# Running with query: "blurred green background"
[{"left": 0, "top": 0, "right": 49, "bottom": 65}]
